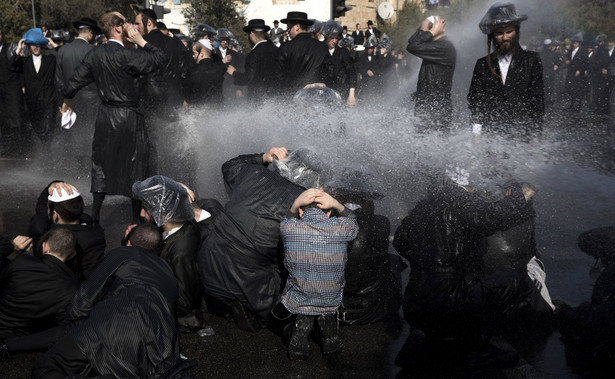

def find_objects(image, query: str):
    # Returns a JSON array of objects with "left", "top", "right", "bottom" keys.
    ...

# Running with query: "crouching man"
[{"left": 279, "top": 188, "right": 358, "bottom": 360}]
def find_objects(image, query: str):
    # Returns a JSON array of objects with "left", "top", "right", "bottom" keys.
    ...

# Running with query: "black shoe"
[
  {"left": 288, "top": 315, "right": 314, "bottom": 361},
  {"left": 317, "top": 313, "right": 343, "bottom": 355},
  {"left": 467, "top": 344, "right": 519, "bottom": 371}
]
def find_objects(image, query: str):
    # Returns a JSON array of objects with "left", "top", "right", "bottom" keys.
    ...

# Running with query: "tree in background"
[
  {"left": 1, "top": 0, "right": 33, "bottom": 42},
  {"left": 183, "top": 0, "right": 248, "bottom": 52}
]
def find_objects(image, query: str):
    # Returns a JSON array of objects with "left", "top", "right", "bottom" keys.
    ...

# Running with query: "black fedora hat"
[
  {"left": 72, "top": 17, "right": 102, "bottom": 35},
  {"left": 243, "top": 19, "right": 271, "bottom": 33},
  {"left": 281, "top": 11, "right": 314, "bottom": 26},
  {"left": 479, "top": 2, "right": 528, "bottom": 35}
]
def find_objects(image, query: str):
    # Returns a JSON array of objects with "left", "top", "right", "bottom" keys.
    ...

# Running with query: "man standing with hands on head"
[
  {"left": 61, "top": 11, "right": 166, "bottom": 224},
  {"left": 406, "top": 15, "right": 456, "bottom": 131}
]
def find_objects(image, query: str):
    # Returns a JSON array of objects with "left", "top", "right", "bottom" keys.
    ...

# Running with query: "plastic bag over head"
[
  {"left": 308, "top": 20, "right": 323, "bottom": 34},
  {"left": 273, "top": 148, "right": 326, "bottom": 189},
  {"left": 132, "top": 175, "right": 194, "bottom": 227},
  {"left": 320, "top": 20, "right": 342, "bottom": 38},
  {"left": 338, "top": 35, "right": 355, "bottom": 49},
  {"left": 216, "top": 28, "right": 234, "bottom": 40}
]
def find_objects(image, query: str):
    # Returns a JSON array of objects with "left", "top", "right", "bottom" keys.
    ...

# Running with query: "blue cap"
[{"left": 22, "top": 28, "right": 48, "bottom": 45}]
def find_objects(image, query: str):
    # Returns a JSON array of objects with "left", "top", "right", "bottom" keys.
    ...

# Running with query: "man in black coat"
[
  {"left": 352, "top": 23, "right": 365, "bottom": 46},
  {"left": 198, "top": 147, "right": 318, "bottom": 331},
  {"left": 55, "top": 18, "right": 101, "bottom": 166},
  {"left": 407, "top": 16, "right": 456, "bottom": 131},
  {"left": 132, "top": 175, "right": 205, "bottom": 331},
  {"left": 0, "top": 29, "right": 24, "bottom": 157},
  {"left": 589, "top": 35, "right": 611, "bottom": 115},
  {"left": 467, "top": 3, "right": 544, "bottom": 135},
  {"left": 0, "top": 228, "right": 78, "bottom": 340},
  {"left": 11, "top": 30, "right": 57, "bottom": 152},
  {"left": 355, "top": 41, "right": 381, "bottom": 97},
  {"left": 185, "top": 39, "right": 226, "bottom": 107},
  {"left": 321, "top": 21, "right": 357, "bottom": 106},
  {"left": 278, "top": 12, "right": 328, "bottom": 94},
  {"left": 32, "top": 244, "right": 183, "bottom": 378},
  {"left": 62, "top": 12, "right": 166, "bottom": 224},
  {"left": 228, "top": 19, "right": 280, "bottom": 103},
  {"left": 564, "top": 33, "right": 589, "bottom": 112}
]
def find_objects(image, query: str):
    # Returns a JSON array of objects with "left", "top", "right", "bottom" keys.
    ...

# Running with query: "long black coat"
[
  {"left": 322, "top": 46, "right": 357, "bottom": 97},
  {"left": 0, "top": 42, "right": 23, "bottom": 133},
  {"left": 64, "top": 41, "right": 165, "bottom": 195},
  {"left": 467, "top": 44, "right": 544, "bottom": 131},
  {"left": 278, "top": 33, "right": 328, "bottom": 92},
  {"left": 0, "top": 254, "right": 78, "bottom": 338},
  {"left": 198, "top": 153, "right": 304, "bottom": 321},
  {"left": 60, "top": 247, "right": 180, "bottom": 377},
  {"left": 565, "top": 46, "right": 589, "bottom": 100},
  {"left": 232, "top": 40, "right": 280, "bottom": 101},
  {"left": 185, "top": 58, "right": 226, "bottom": 106},
  {"left": 406, "top": 30, "right": 456, "bottom": 122}
]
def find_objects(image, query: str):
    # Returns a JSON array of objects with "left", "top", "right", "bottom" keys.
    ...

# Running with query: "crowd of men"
[{"left": 0, "top": 2, "right": 614, "bottom": 376}]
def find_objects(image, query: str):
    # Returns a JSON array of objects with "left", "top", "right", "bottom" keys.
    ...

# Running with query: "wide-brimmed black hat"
[
  {"left": 281, "top": 11, "right": 314, "bottom": 26},
  {"left": 243, "top": 19, "right": 270, "bottom": 33},
  {"left": 72, "top": 17, "right": 102, "bottom": 35},
  {"left": 479, "top": 2, "right": 528, "bottom": 35}
]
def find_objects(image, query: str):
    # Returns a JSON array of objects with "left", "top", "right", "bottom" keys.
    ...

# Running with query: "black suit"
[
  {"left": 0, "top": 42, "right": 23, "bottom": 151},
  {"left": 565, "top": 46, "right": 590, "bottom": 111},
  {"left": 11, "top": 53, "right": 57, "bottom": 143},
  {"left": 278, "top": 33, "right": 328, "bottom": 93},
  {"left": 352, "top": 30, "right": 365, "bottom": 46},
  {"left": 186, "top": 58, "right": 226, "bottom": 106},
  {"left": 322, "top": 47, "right": 357, "bottom": 98},
  {"left": 232, "top": 40, "right": 280, "bottom": 102},
  {"left": 0, "top": 254, "right": 79, "bottom": 338}
]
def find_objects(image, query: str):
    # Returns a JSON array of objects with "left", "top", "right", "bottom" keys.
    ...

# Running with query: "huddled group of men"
[{"left": 0, "top": 2, "right": 614, "bottom": 376}]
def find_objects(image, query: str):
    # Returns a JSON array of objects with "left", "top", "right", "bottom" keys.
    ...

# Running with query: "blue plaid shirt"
[{"left": 280, "top": 207, "right": 359, "bottom": 315}]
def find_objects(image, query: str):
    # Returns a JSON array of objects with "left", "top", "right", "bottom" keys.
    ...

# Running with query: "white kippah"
[
  {"left": 198, "top": 38, "right": 213, "bottom": 50},
  {"left": 48, "top": 188, "right": 81, "bottom": 202}
]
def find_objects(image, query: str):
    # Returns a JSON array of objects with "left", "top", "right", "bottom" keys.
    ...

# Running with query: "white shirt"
[
  {"left": 162, "top": 223, "right": 184, "bottom": 240},
  {"left": 609, "top": 47, "right": 614, "bottom": 57},
  {"left": 32, "top": 54, "right": 42, "bottom": 73},
  {"left": 498, "top": 53, "right": 512, "bottom": 84},
  {"left": 571, "top": 46, "right": 579, "bottom": 60},
  {"left": 329, "top": 47, "right": 335, "bottom": 56},
  {"left": 219, "top": 47, "right": 227, "bottom": 58}
]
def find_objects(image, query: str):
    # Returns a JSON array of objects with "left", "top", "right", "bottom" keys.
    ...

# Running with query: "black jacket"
[
  {"left": 11, "top": 53, "right": 57, "bottom": 111},
  {"left": 0, "top": 254, "right": 78, "bottom": 337},
  {"left": 351, "top": 30, "right": 365, "bottom": 46},
  {"left": 185, "top": 58, "right": 226, "bottom": 105},
  {"left": 64, "top": 246, "right": 180, "bottom": 378},
  {"left": 64, "top": 41, "right": 165, "bottom": 195},
  {"left": 278, "top": 33, "right": 328, "bottom": 92},
  {"left": 467, "top": 44, "right": 544, "bottom": 130},
  {"left": 407, "top": 30, "right": 456, "bottom": 117},
  {"left": 55, "top": 38, "right": 95, "bottom": 98},
  {"left": 233, "top": 40, "right": 280, "bottom": 101},
  {"left": 198, "top": 153, "right": 304, "bottom": 321},
  {"left": 322, "top": 46, "right": 357, "bottom": 95}
]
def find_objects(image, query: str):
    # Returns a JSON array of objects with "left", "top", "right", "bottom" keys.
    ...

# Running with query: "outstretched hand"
[{"left": 263, "top": 147, "right": 288, "bottom": 163}]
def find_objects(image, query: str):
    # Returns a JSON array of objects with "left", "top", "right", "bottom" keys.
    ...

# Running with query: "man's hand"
[
  {"left": 124, "top": 23, "right": 147, "bottom": 48},
  {"left": 222, "top": 54, "right": 232, "bottom": 64},
  {"left": 366, "top": 70, "right": 374, "bottom": 77},
  {"left": 290, "top": 188, "right": 323, "bottom": 213},
  {"left": 227, "top": 65, "right": 236, "bottom": 76},
  {"left": 430, "top": 17, "right": 446, "bottom": 37},
  {"left": 59, "top": 102, "right": 72, "bottom": 115},
  {"left": 315, "top": 191, "right": 344, "bottom": 213},
  {"left": 263, "top": 147, "right": 288, "bottom": 163},
  {"left": 347, "top": 88, "right": 356, "bottom": 106},
  {"left": 13, "top": 236, "right": 33, "bottom": 252},
  {"left": 178, "top": 183, "right": 196, "bottom": 203},
  {"left": 17, "top": 39, "right": 25, "bottom": 55},
  {"left": 521, "top": 183, "right": 536, "bottom": 201},
  {"left": 48, "top": 182, "right": 78, "bottom": 197}
]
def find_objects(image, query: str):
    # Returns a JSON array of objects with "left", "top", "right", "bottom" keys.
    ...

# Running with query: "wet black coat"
[
  {"left": 185, "top": 58, "right": 226, "bottom": 106},
  {"left": 198, "top": 153, "right": 304, "bottom": 321},
  {"left": 406, "top": 30, "right": 456, "bottom": 122},
  {"left": 355, "top": 53, "right": 381, "bottom": 97},
  {"left": 0, "top": 42, "right": 23, "bottom": 132},
  {"left": 64, "top": 42, "right": 166, "bottom": 195},
  {"left": 64, "top": 247, "right": 180, "bottom": 377},
  {"left": 467, "top": 44, "right": 544, "bottom": 131},
  {"left": 322, "top": 46, "right": 357, "bottom": 96},
  {"left": 232, "top": 40, "right": 280, "bottom": 101},
  {"left": 0, "top": 254, "right": 78, "bottom": 338},
  {"left": 278, "top": 33, "right": 328, "bottom": 92},
  {"left": 565, "top": 46, "right": 589, "bottom": 99}
]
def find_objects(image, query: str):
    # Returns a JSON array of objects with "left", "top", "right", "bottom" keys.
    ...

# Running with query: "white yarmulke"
[
  {"left": 544, "top": 39, "right": 552, "bottom": 45},
  {"left": 48, "top": 188, "right": 81, "bottom": 202},
  {"left": 198, "top": 38, "right": 213, "bottom": 50}
]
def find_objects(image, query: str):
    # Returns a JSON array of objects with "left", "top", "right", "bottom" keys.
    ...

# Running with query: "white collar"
[{"left": 162, "top": 223, "right": 184, "bottom": 240}]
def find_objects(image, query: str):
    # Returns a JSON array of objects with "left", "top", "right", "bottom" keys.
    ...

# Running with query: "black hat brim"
[
  {"left": 280, "top": 18, "right": 314, "bottom": 26},
  {"left": 73, "top": 19, "right": 102, "bottom": 35},
  {"left": 243, "top": 25, "right": 271, "bottom": 33}
]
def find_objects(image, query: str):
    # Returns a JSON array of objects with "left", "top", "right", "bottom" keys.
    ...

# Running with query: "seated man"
[
  {"left": 24, "top": 181, "right": 106, "bottom": 279},
  {"left": 32, "top": 226, "right": 186, "bottom": 378},
  {"left": 280, "top": 188, "right": 358, "bottom": 360},
  {"left": 132, "top": 175, "right": 205, "bottom": 331},
  {"left": 0, "top": 228, "right": 78, "bottom": 343},
  {"left": 198, "top": 147, "right": 323, "bottom": 331}
]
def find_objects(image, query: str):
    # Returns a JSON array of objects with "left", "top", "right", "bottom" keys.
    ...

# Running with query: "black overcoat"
[
  {"left": 63, "top": 41, "right": 165, "bottom": 195},
  {"left": 232, "top": 40, "right": 280, "bottom": 101},
  {"left": 467, "top": 44, "right": 544, "bottom": 131},
  {"left": 185, "top": 58, "right": 226, "bottom": 106},
  {"left": 322, "top": 46, "right": 357, "bottom": 96},
  {"left": 278, "top": 33, "right": 328, "bottom": 92},
  {"left": 198, "top": 153, "right": 304, "bottom": 321}
]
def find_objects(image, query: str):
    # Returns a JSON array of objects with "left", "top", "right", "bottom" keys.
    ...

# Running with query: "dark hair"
[
  {"left": 48, "top": 196, "right": 84, "bottom": 223},
  {"left": 126, "top": 223, "right": 163, "bottom": 254},
  {"left": 41, "top": 228, "right": 76, "bottom": 260}
]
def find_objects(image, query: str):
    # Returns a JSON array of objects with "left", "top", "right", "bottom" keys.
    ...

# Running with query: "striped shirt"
[{"left": 280, "top": 207, "right": 359, "bottom": 315}]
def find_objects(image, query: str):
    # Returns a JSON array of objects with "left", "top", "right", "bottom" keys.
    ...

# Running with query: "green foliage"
[
  {"left": 379, "top": 0, "right": 424, "bottom": 50},
  {"left": 183, "top": 0, "right": 248, "bottom": 51},
  {"left": 0, "top": 0, "right": 33, "bottom": 42},
  {"left": 559, "top": 0, "right": 615, "bottom": 39}
]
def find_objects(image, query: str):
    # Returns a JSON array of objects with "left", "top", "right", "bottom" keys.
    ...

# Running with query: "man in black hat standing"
[
  {"left": 55, "top": 18, "right": 102, "bottom": 166},
  {"left": 467, "top": 2, "right": 544, "bottom": 135},
  {"left": 270, "top": 20, "right": 284, "bottom": 46},
  {"left": 278, "top": 11, "right": 328, "bottom": 93},
  {"left": 227, "top": 19, "right": 280, "bottom": 102},
  {"left": 564, "top": 32, "right": 589, "bottom": 112}
]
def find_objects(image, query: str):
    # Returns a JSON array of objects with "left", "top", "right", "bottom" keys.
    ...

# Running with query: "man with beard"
[
  {"left": 406, "top": 15, "right": 456, "bottom": 131},
  {"left": 467, "top": 3, "right": 544, "bottom": 135},
  {"left": 55, "top": 18, "right": 101, "bottom": 166},
  {"left": 61, "top": 12, "right": 166, "bottom": 224},
  {"left": 227, "top": 19, "right": 280, "bottom": 103}
]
